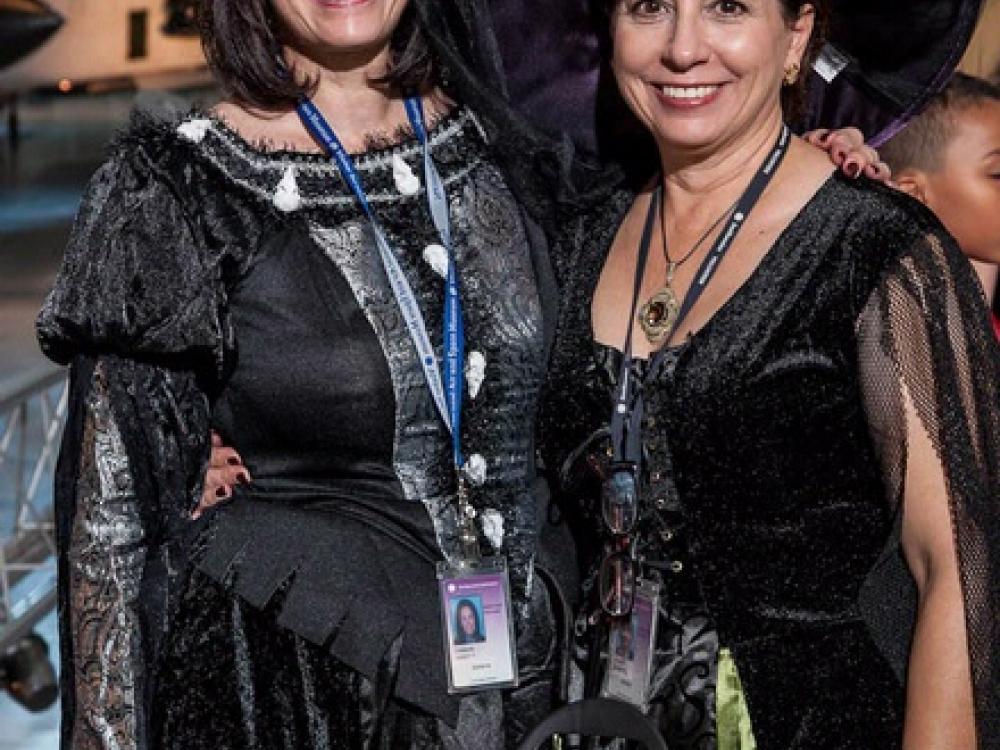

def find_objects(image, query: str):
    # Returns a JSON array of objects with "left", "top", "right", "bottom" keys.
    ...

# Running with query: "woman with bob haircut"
[
  {"left": 540, "top": 0, "right": 1000, "bottom": 747},
  {"left": 39, "top": 0, "right": 581, "bottom": 746},
  {"left": 39, "top": 0, "right": 884, "bottom": 748}
]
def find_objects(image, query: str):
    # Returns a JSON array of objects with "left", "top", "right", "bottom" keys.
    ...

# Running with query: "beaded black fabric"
[{"left": 539, "top": 174, "right": 1000, "bottom": 748}]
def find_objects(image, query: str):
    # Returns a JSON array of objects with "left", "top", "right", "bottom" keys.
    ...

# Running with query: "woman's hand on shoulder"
[
  {"left": 804, "top": 127, "right": 892, "bottom": 183},
  {"left": 193, "top": 432, "right": 251, "bottom": 519}
]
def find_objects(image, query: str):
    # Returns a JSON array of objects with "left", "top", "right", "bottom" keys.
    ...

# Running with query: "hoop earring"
[{"left": 783, "top": 62, "right": 801, "bottom": 87}]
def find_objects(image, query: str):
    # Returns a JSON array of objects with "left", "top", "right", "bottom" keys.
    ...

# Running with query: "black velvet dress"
[
  {"left": 38, "top": 106, "right": 565, "bottom": 750},
  {"left": 539, "top": 174, "right": 1000, "bottom": 749}
]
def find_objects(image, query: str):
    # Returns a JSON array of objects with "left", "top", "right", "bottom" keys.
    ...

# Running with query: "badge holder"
[
  {"left": 602, "top": 578, "right": 660, "bottom": 710},
  {"left": 437, "top": 478, "right": 519, "bottom": 694}
]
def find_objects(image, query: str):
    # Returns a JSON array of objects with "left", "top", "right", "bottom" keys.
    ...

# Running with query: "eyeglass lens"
[
  {"left": 602, "top": 465, "right": 638, "bottom": 535},
  {"left": 600, "top": 551, "right": 637, "bottom": 618}
]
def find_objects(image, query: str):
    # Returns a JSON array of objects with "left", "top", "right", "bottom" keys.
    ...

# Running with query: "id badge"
[
  {"left": 602, "top": 578, "right": 660, "bottom": 709},
  {"left": 437, "top": 557, "right": 519, "bottom": 693}
]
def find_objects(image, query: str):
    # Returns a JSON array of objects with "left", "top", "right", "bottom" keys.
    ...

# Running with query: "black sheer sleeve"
[{"left": 854, "top": 222, "right": 1000, "bottom": 748}]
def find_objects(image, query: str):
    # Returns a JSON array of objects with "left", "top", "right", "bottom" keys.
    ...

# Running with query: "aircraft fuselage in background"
[
  {"left": 0, "top": 0, "right": 64, "bottom": 71},
  {"left": 0, "top": 0, "right": 208, "bottom": 97}
]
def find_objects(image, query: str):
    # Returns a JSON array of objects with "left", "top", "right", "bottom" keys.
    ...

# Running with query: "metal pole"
[
  {"left": 6, "top": 95, "right": 20, "bottom": 152},
  {"left": 0, "top": 369, "right": 67, "bottom": 652},
  {"left": 14, "top": 403, "right": 27, "bottom": 537}
]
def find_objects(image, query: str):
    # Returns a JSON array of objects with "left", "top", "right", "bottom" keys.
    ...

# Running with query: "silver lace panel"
[{"left": 67, "top": 364, "right": 146, "bottom": 750}]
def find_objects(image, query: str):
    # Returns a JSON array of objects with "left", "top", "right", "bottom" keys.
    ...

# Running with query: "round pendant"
[{"left": 638, "top": 287, "right": 679, "bottom": 345}]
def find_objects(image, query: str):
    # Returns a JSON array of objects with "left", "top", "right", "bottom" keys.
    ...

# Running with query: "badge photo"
[{"left": 437, "top": 559, "right": 518, "bottom": 693}]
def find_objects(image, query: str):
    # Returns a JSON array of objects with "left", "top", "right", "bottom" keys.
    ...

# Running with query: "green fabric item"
[{"left": 716, "top": 647, "right": 758, "bottom": 750}]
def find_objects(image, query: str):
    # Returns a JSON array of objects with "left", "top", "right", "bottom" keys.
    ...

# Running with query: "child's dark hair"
[{"left": 880, "top": 73, "right": 1000, "bottom": 173}]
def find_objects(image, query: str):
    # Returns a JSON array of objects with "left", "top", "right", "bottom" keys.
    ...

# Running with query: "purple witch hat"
[{"left": 800, "top": 0, "right": 985, "bottom": 145}]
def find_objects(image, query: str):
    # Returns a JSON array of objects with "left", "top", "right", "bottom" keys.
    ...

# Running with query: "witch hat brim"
[{"left": 800, "top": 0, "right": 984, "bottom": 145}]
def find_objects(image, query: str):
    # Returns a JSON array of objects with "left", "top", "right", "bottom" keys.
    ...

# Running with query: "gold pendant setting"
[{"left": 638, "top": 285, "right": 679, "bottom": 345}]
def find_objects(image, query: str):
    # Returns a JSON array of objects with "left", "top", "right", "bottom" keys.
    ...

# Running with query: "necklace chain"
[{"left": 661, "top": 194, "right": 739, "bottom": 274}]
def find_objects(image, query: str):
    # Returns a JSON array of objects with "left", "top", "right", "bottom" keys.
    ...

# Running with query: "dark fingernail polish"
[
  {"left": 846, "top": 163, "right": 860, "bottom": 178},
  {"left": 227, "top": 457, "right": 240, "bottom": 466},
  {"left": 216, "top": 486, "right": 228, "bottom": 498},
  {"left": 237, "top": 472, "right": 250, "bottom": 485}
]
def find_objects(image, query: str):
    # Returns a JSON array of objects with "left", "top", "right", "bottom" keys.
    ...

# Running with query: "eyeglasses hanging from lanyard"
[
  {"left": 600, "top": 125, "right": 792, "bottom": 618},
  {"left": 297, "top": 96, "right": 477, "bottom": 556}
]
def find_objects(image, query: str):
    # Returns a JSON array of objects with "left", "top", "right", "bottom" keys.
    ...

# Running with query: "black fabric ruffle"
[
  {"left": 195, "top": 484, "right": 459, "bottom": 722},
  {"left": 155, "top": 566, "right": 559, "bottom": 750}
]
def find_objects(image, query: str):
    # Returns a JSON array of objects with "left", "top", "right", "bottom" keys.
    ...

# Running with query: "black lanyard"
[{"left": 610, "top": 126, "right": 791, "bottom": 465}]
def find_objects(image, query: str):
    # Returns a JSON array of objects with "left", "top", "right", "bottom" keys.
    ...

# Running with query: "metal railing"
[{"left": 0, "top": 366, "right": 67, "bottom": 653}]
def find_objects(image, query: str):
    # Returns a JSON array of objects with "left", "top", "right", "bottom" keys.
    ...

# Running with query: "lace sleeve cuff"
[{"left": 66, "top": 361, "right": 147, "bottom": 749}]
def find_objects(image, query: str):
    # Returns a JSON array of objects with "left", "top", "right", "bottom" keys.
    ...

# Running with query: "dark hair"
[
  {"left": 776, "top": 1, "right": 829, "bottom": 122},
  {"left": 199, "top": 0, "right": 437, "bottom": 112},
  {"left": 454, "top": 599, "right": 482, "bottom": 635},
  {"left": 880, "top": 73, "right": 1000, "bottom": 173}
]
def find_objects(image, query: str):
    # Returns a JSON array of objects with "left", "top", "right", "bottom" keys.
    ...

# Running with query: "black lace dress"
[
  {"left": 39, "top": 106, "right": 563, "bottom": 750},
  {"left": 539, "top": 174, "right": 1000, "bottom": 749}
]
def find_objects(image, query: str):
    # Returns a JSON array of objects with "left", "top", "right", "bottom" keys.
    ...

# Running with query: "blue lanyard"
[{"left": 297, "top": 97, "right": 465, "bottom": 470}]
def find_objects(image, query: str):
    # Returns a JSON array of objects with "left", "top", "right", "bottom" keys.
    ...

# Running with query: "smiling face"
[
  {"left": 459, "top": 604, "right": 477, "bottom": 636},
  {"left": 922, "top": 101, "right": 1000, "bottom": 264},
  {"left": 608, "top": 0, "right": 813, "bottom": 156},
  {"left": 272, "top": 0, "right": 409, "bottom": 60}
]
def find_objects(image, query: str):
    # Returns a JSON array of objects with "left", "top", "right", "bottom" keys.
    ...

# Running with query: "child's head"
[{"left": 881, "top": 73, "right": 1000, "bottom": 264}]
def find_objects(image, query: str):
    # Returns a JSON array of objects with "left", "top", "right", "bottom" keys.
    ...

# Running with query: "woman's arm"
[
  {"left": 61, "top": 359, "right": 147, "bottom": 749},
  {"left": 57, "top": 355, "right": 212, "bottom": 749},
  {"left": 856, "top": 223, "right": 1000, "bottom": 750},
  {"left": 39, "top": 127, "right": 227, "bottom": 749},
  {"left": 899, "top": 386, "right": 976, "bottom": 749}
]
